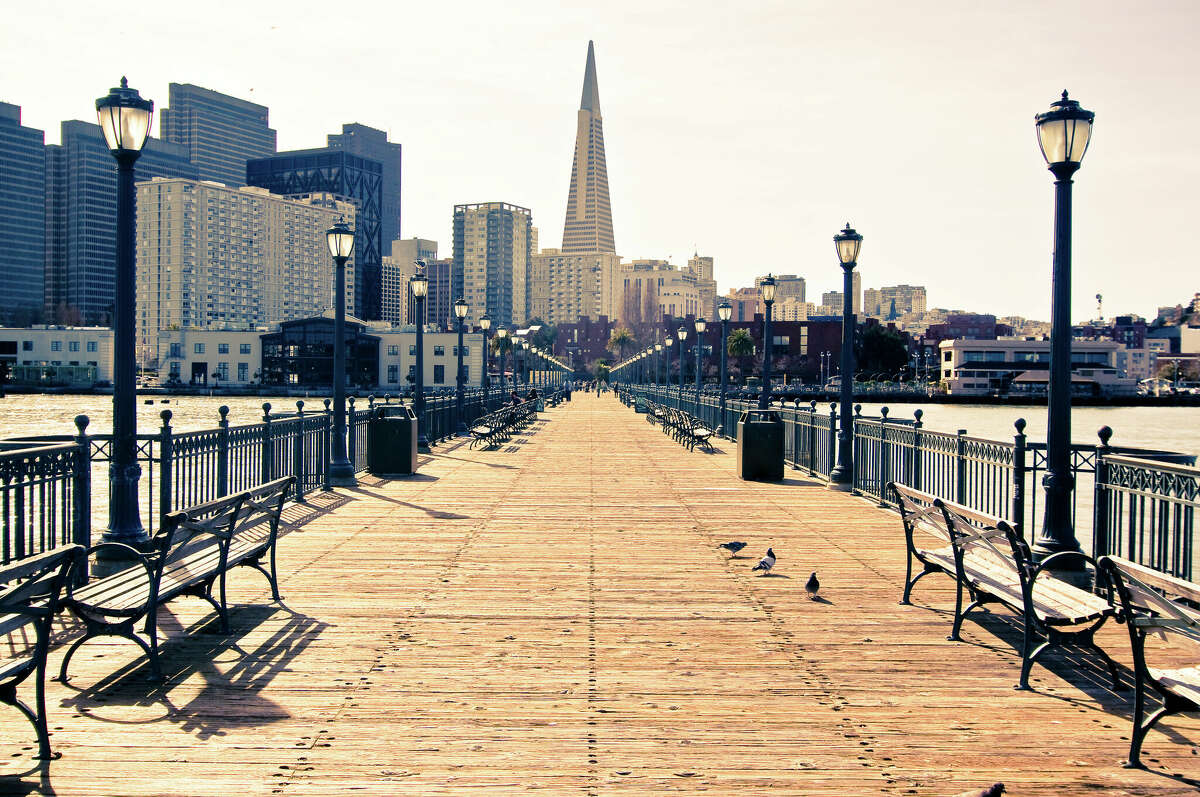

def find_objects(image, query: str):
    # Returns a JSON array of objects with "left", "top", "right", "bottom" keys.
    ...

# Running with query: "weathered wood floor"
[{"left": 2, "top": 392, "right": 1198, "bottom": 795}]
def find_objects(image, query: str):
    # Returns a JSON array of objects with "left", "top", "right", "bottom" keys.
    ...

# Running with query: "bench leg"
[
  {"left": 0, "top": 684, "right": 55, "bottom": 760},
  {"left": 901, "top": 564, "right": 937, "bottom": 605},
  {"left": 948, "top": 581, "right": 968, "bottom": 641}
]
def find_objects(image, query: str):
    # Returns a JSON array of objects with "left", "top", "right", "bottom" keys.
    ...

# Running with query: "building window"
[
  {"left": 433, "top": 346, "right": 445, "bottom": 356},
  {"left": 240, "top": 343, "right": 251, "bottom": 354},
  {"left": 407, "top": 364, "right": 415, "bottom": 382},
  {"left": 461, "top": 345, "right": 470, "bottom": 356},
  {"left": 238, "top": 362, "right": 248, "bottom": 382},
  {"left": 169, "top": 362, "right": 180, "bottom": 377},
  {"left": 409, "top": 345, "right": 416, "bottom": 355},
  {"left": 87, "top": 341, "right": 98, "bottom": 353},
  {"left": 433, "top": 365, "right": 445, "bottom": 383},
  {"left": 388, "top": 344, "right": 399, "bottom": 356},
  {"left": 218, "top": 343, "right": 230, "bottom": 354},
  {"left": 22, "top": 341, "right": 32, "bottom": 351},
  {"left": 68, "top": 341, "right": 80, "bottom": 352},
  {"left": 387, "top": 364, "right": 398, "bottom": 383},
  {"left": 216, "top": 362, "right": 229, "bottom": 380},
  {"left": 194, "top": 343, "right": 205, "bottom": 354},
  {"left": 170, "top": 343, "right": 183, "bottom": 358},
  {"left": 51, "top": 341, "right": 61, "bottom": 352}
]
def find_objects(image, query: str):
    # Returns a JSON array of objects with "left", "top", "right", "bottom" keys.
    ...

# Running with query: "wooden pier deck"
[{"left": 2, "top": 392, "right": 1198, "bottom": 795}]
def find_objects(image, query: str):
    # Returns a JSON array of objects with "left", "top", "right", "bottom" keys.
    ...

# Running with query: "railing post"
[
  {"left": 217, "top": 405, "right": 230, "bottom": 498},
  {"left": 828, "top": 402, "right": 838, "bottom": 477},
  {"left": 955, "top": 428, "right": 968, "bottom": 506},
  {"left": 852, "top": 404, "right": 862, "bottom": 492},
  {"left": 910, "top": 409, "right": 924, "bottom": 491},
  {"left": 808, "top": 400, "right": 818, "bottom": 476},
  {"left": 877, "top": 406, "right": 890, "bottom": 506},
  {"left": 348, "top": 396, "right": 357, "bottom": 473},
  {"left": 158, "top": 410, "right": 173, "bottom": 530},
  {"left": 1092, "top": 425, "right": 1113, "bottom": 562},
  {"left": 323, "top": 398, "right": 332, "bottom": 491},
  {"left": 261, "top": 403, "right": 274, "bottom": 484},
  {"left": 294, "top": 400, "right": 307, "bottom": 503},
  {"left": 72, "top": 415, "right": 92, "bottom": 554},
  {"left": 790, "top": 399, "right": 801, "bottom": 470},
  {"left": 1012, "top": 418, "right": 1027, "bottom": 539}
]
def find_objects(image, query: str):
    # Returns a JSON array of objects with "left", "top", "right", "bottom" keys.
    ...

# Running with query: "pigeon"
[
  {"left": 952, "top": 784, "right": 1004, "bottom": 797},
  {"left": 719, "top": 541, "right": 748, "bottom": 555},
  {"left": 805, "top": 572, "right": 820, "bottom": 599},
  {"left": 751, "top": 548, "right": 776, "bottom": 573}
]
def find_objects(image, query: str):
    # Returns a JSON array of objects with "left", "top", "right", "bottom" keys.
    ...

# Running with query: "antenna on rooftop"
[{"left": 1096, "top": 292, "right": 1103, "bottom": 322}]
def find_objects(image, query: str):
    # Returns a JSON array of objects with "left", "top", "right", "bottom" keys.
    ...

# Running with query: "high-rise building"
[
  {"left": 452, "top": 202, "right": 532, "bottom": 327},
  {"left": 135, "top": 178, "right": 355, "bottom": 365},
  {"left": 528, "top": 249, "right": 624, "bottom": 325},
  {"left": 621, "top": 260, "right": 701, "bottom": 323},
  {"left": 328, "top": 124, "right": 402, "bottom": 248},
  {"left": 247, "top": 148, "right": 383, "bottom": 321},
  {"left": 820, "top": 273, "right": 862, "bottom": 316},
  {"left": 689, "top": 255, "right": 718, "bottom": 319},
  {"left": 0, "top": 103, "right": 46, "bottom": 324},
  {"left": 160, "top": 83, "right": 276, "bottom": 187},
  {"left": 561, "top": 41, "right": 615, "bottom": 254},
  {"left": 44, "top": 120, "right": 197, "bottom": 325}
]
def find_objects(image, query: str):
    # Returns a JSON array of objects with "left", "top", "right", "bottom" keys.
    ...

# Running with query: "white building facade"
[
  {"left": 939, "top": 337, "right": 1136, "bottom": 397},
  {"left": 0, "top": 326, "right": 114, "bottom": 386}
]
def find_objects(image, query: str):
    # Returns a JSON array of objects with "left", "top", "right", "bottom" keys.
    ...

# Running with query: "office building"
[
  {"left": 452, "top": 202, "right": 532, "bottom": 327},
  {"left": 135, "top": 178, "right": 355, "bottom": 365},
  {"left": 44, "top": 120, "right": 197, "bottom": 326},
  {"left": 561, "top": 41, "right": 616, "bottom": 254},
  {"left": 160, "top": 83, "right": 276, "bottom": 187},
  {"left": 381, "top": 239, "right": 438, "bottom": 326},
  {"left": 0, "top": 103, "right": 46, "bottom": 325},
  {"left": 247, "top": 147, "right": 383, "bottom": 320},
  {"left": 529, "top": 249, "right": 624, "bottom": 325},
  {"left": 328, "top": 124, "right": 402, "bottom": 248},
  {"left": 689, "top": 255, "right": 718, "bottom": 318},
  {"left": 621, "top": 260, "right": 701, "bottom": 322},
  {"left": 0, "top": 325, "right": 113, "bottom": 386},
  {"left": 939, "top": 337, "right": 1136, "bottom": 397}
]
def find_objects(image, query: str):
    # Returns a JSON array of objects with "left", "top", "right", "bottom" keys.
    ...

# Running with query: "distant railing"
[
  {"left": 620, "top": 382, "right": 1197, "bottom": 576},
  {"left": 1, "top": 386, "right": 516, "bottom": 561}
]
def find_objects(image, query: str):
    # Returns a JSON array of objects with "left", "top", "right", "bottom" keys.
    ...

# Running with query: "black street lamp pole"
[
  {"left": 1034, "top": 91, "right": 1094, "bottom": 566},
  {"left": 665, "top": 336, "right": 674, "bottom": 396},
  {"left": 454, "top": 298, "right": 468, "bottom": 434},
  {"left": 497, "top": 328, "right": 509, "bottom": 396},
  {"left": 717, "top": 301, "right": 731, "bottom": 436},
  {"left": 96, "top": 78, "right": 153, "bottom": 549},
  {"left": 655, "top": 343, "right": 663, "bottom": 387},
  {"left": 758, "top": 275, "right": 776, "bottom": 409},
  {"left": 327, "top": 218, "right": 357, "bottom": 486},
  {"left": 829, "top": 224, "right": 863, "bottom": 490},
  {"left": 677, "top": 325, "right": 688, "bottom": 408},
  {"left": 411, "top": 265, "right": 430, "bottom": 453},
  {"left": 694, "top": 317, "right": 707, "bottom": 406}
]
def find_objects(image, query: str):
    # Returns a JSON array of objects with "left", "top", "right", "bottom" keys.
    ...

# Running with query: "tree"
[
  {"left": 727, "top": 328, "right": 755, "bottom": 385},
  {"left": 595, "top": 362, "right": 611, "bottom": 383},
  {"left": 857, "top": 325, "right": 908, "bottom": 377},
  {"left": 608, "top": 326, "right": 636, "bottom": 360}
]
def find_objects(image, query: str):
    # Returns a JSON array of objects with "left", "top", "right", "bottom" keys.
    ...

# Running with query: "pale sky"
[{"left": 4, "top": 0, "right": 1198, "bottom": 322}]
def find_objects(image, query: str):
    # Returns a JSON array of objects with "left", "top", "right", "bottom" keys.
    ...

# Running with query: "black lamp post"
[
  {"left": 1033, "top": 90, "right": 1094, "bottom": 566},
  {"left": 454, "top": 298, "right": 468, "bottom": 434},
  {"left": 677, "top": 325, "right": 688, "bottom": 407},
  {"left": 327, "top": 218, "right": 357, "bottom": 486},
  {"left": 694, "top": 317, "right": 707, "bottom": 406},
  {"left": 96, "top": 77, "right": 153, "bottom": 549},
  {"left": 717, "top": 301, "right": 731, "bottom": 435},
  {"left": 758, "top": 275, "right": 777, "bottom": 409},
  {"left": 497, "top": 328, "right": 509, "bottom": 395},
  {"left": 410, "top": 265, "right": 430, "bottom": 453},
  {"left": 655, "top": 342, "right": 663, "bottom": 386},
  {"left": 480, "top": 313, "right": 492, "bottom": 391},
  {"left": 828, "top": 224, "right": 863, "bottom": 489},
  {"left": 664, "top": 336, "right": 674, "bottom": 395}
]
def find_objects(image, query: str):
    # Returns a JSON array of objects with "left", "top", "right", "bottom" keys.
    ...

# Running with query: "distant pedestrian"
[{"left": 565, "top": 383, "right": 572, "bottom": 402}]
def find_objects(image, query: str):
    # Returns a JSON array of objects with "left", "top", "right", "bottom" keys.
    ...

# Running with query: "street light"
[
  {"left": 655, "top": 342, "right": 663, "bottom": 386},
  {"left": 677, "top": 325, "right": 688, "bottom": 408},
  {"left": 326, "top": 217, "right": 357, "bottom": 486},
  {"left": 454, "top": 298, "right": 468, "bottom": 434},
  {"left": 410, "top": 265, "right": 430, "bottom": 453},
  {"left": 1033, "top": 90, "right": 1094, "bottom": 567},
  {"left": 96, "top": 77, "right": 153, "bottom": 549},
  {"left": 694, "top": 317, "right": 707, "bottom": 407},
  {"left": 664, "top": 336, "right": 674, "bottom": 397},
  {"left": 717, "top": 301, "right": 731, "bottom": 435},
  {"left": 829, "top": 224, "right": 862, "bottom": 490},
  {"left": 497, "top": 327, "right": 509, "bottom": 396},
  {"left": 758, "top": 275, "right": 777, "bottom": 409}
]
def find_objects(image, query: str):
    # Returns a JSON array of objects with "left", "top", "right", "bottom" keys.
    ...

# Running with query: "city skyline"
[{"left": 2, "top": 1, "right": 1198, "bottom": 322}]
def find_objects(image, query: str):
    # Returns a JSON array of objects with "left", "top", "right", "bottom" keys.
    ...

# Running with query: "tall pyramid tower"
[{"left": 561, "top": 41, "right": 616, "bottom": 253}]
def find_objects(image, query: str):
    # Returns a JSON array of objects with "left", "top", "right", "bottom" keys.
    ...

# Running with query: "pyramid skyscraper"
[{"left": 561, "top": 41, "right": 616, "bottom": 253}]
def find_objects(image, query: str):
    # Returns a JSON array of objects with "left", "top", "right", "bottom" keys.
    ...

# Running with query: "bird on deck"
[
  {"left": 719, "top": 541, "right": 747, "bottom": 555},
  {"left": 805, "top": 572, "right": 820, "bottom": 599},
  {"left": 751, "top": 548, "right": 776, "bottom": 574},
  {"left": 952, "top": 784, "right": 1004, "bottom": 797}
]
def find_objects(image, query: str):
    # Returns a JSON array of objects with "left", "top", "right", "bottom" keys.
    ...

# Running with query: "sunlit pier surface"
[{"left": 3, "top": 393, "right": 1198, "bottom": 795}]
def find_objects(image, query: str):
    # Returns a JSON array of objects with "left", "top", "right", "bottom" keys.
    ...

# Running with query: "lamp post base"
[
  {"left": 828, "top": 465, "right": 853, "bottom": 491},
  {"left": 328, "top": 458, "right": 357, "bottom": 488},
  {"left": 456, "top": 422, "right": 468, "bottom": 436},
  {"left": 417, "top": 434, "right": 432, "bottom": 454}
]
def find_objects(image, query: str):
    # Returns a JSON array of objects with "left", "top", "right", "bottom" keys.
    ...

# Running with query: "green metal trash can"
[
  {"left": 737, "top": 409, "right": 784, "bottom": 482},
  {"left": 367, "top": 404, "right": 419, "bottom": 476}
]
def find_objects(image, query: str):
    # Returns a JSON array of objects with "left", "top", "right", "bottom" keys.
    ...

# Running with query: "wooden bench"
[
  {"left": 891, "top": 481, "right": 1119, "bottom": 690},
  {"left": 0, "top": 545, "right": 83, "bottom": 760},
  {"left": 1097, "top": 555, "right": 1200, "bottom": 768},
  {"left": 468, "top": 401, "right": 537, "bottom": 449},
  {"left": 59, "top": 476, "right": 294, "bottom": 682}
]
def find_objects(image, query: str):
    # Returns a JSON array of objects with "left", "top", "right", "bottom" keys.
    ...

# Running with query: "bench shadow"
[
  {"left": 428, "top": 453, "right": 519, "bottom": 470},
  {"left": 0, "top": 759, "right": 53, "bottom": 795},
  {"left": 755, "top": 573, "right": 792, "bottom": 579},
  {"left": 56, "top": 601, "right": 328, "bottom": 742},
  {"left": 343, "top": 486, "right": 470, "bottom": 519}
]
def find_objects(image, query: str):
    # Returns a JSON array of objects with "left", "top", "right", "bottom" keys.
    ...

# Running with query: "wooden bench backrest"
[
  {"left": 891, "top": 481, "right": 1023, "bottom": 574},
  {"left": 233, "top": 476, "right": 295, "bottom": 538},
  {"left": 0, "top": 545, "right": 84, "bottom": 635},
  {"left": 157, "top": 491, "right": 248, "bottom": 570},
  {"left": 890, "top": 482, "right": 954, "bottom": 547},
  {"left": 1099, "top": 555, "right": 1200, "bottom": 644}
]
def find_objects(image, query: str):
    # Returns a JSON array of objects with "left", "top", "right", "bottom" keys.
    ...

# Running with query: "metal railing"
[{"left": 0, "top": 437, "right": 90, "bottom": 564}]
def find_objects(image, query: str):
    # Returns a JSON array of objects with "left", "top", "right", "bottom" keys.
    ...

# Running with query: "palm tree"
[
  {"left": 727, "top": 328, "right": 755, "bottom": 385},
  {"left": 607, "top": 326, "right": 636, "bottom": 360}
]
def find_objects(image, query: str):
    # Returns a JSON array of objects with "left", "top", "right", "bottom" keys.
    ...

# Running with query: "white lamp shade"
[
  {"left": 95, "top": 78, "right": 153, "bottom": 153},
  {"left": 834, "top": 224, "right": 863, "bottom": 265},
  {"left": 760, "top": 276, "right": 777, "bottom": 303},
  {"left": 326, "top": 219, "right": 355, "bottom": 259},
  {"left": 453, "top": 298, "right": 468, "bottom": 319},
  {"left": 410, "top": 273, "right": 428, "bottom": 299},
  {"left": 1036, "top": 91, "right": 1094, "bottom": 166},
  {"left": 480, "top": 315, "right": 492, "bottom": 331},
  {"left": 718, "top": 302, "right": 732, "bottom": 321},
  {"left": 695, "top": 318, "right": 707, "bottom": 333}
]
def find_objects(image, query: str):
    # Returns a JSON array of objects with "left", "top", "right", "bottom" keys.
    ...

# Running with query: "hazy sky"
[{"left": 4, "top": 0, "right": 1198, "bottom": 322}]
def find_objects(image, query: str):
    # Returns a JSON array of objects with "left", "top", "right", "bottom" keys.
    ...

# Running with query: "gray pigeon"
[
  {"left": 805, "top": 572, "right": 820, "bottom": 599},
  {"left": 751, "top": 548, "right": 775, "bottom": 573},
  {"left": 952, "top": 784, "right": 1004, "bottom": 797},
  {"left": 719, "top": 541, "right": 748, "bottom": 555}
]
